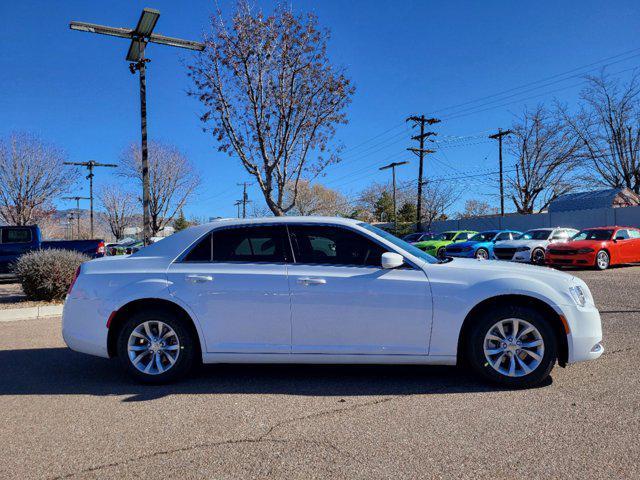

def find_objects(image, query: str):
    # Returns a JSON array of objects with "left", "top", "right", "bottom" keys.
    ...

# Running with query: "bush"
[{"left": 12, "top": 249, "right": 91, "bottom": 301}]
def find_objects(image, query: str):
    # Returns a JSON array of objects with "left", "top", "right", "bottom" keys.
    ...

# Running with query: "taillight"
[
  {"left": 97, "top": 241, "right": 105, "bottom": 256},
  {"left": 68, "top": 266, "right": 81, "bottom": 295}
]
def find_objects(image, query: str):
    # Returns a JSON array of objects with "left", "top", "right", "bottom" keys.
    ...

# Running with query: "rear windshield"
[{"left": 572, "top": 229, "right": 614, "bottom": 241}]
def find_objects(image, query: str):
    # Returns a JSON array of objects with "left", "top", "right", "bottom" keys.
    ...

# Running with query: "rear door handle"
[
  {"left": 185, "top": 274, "right": 213, "bottom": 283},
  {"left": 297, "top": 277, "right": 326, "bottom": 286}
]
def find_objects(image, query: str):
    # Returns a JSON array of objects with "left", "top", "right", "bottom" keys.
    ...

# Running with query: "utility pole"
[
  {"left": 70, "top": 8, "right": 204, "bottom": 245},
  {"left": 237, "top": 182, "right": 252, "bottom": 219},
  {"left": 379, "top": 161, "right": 409, "bottom": 235},
  {"left": 407, "top": 115, "right": 440, "bottom": 231},
  {"left": 62, "top": 196, "right": 90, "bottom": 239},
  {"left": 234, "top": 200, "right": 243, "bottom": 219},
  {"left": 488, "top": 129, "right": 513, "bottom": 216},
  {"left": 64, "top": 161, "right": 117, "bottom": 238}
]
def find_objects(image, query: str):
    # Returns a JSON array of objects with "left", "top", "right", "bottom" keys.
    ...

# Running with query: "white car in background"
[
  {"left": 493, "top": 227, "right": 579, "bottom": 265},
  {"left": 62, "top": 217, "right": 602, "bottom": 388}
]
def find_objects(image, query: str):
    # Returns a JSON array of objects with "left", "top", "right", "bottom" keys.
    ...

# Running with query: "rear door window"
[
  {"left": 182, "top": 226, "right": 288, "bottom": 263},
  {"left": 1, "top": 228, "right": 32, "bottom": 244}
]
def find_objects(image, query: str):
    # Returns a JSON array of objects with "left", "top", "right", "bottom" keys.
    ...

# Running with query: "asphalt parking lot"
[{"left": 1, "top": 267, "right": 638, "bottom": 479}]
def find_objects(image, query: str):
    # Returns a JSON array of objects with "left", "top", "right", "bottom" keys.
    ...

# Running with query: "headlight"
[
  {"left": 516, "top": 246, "right": 531, "bottom": 252},
  {"left": 569, "top": 285, "right": 587, "bottom": 307},
  {"left": 577, "top": 248, "right": 595, "bottom": 253}
]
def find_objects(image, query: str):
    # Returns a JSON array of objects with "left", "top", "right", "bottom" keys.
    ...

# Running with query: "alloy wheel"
[
  {"left": 483, "top": 318, "right": 544, "bottom": 378},
  {"left": 532, "top": 249, "right": 545, "bottom": 265},
  {"left": 475, "top": 249, "right": 489, "bottom": 260},
  {"left": 596, "top": 251, "right": 609, "bottom": 270},
  {"left": 127, "top": 320, "right": 180, "bottom": 375}
]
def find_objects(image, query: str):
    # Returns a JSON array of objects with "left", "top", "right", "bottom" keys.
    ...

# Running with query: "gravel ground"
[
  {"left": 0, "top": 266, "right": 638, "bottom": 479},
  {"left": 0, "top": 282, "right": 62, "bottom": 310}
]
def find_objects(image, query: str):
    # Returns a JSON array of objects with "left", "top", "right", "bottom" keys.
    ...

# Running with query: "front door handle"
[
  {"left": 185, "top": 274, "right": 213, "bottom": 284},
  {"left": 297, "top": 277, "right": 326, "bottom": 286}
]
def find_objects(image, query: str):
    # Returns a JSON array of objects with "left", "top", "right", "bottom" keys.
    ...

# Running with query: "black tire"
[
  {"left": 466, "top": 305, "right": 557, "bottom": 388},
  {"left": 437, "top": 247, "right": 447, "bottom": 260},
  {"left": 595, "top": 249, "right": 610, "bottom": 270},
  {"left": 475, "top": 248, "right": 489, "bottom": 260},
  {"left": 531, "top": 248, "right": 546, "bottom": 265},
  {"left": 116, "top": 308, "right": 197, "bottom": 384}
]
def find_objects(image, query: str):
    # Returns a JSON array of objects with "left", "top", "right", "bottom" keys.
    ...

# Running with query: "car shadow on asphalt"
[{"left": 0, "top": 347, "right": 552, "bottom": 401}]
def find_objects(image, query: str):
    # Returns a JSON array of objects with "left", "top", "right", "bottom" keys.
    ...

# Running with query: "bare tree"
[
  {"left": 458, "top": 199, "right": 498, "bottom": 219},
  {"left": 285, "top": 179, "right": 349, "bottom": 216},
  {"left": 0, "top": 133, "right": 78, "bottom": 225},
  {"left": 119, "top": 141, "right": 199, "bottom": 236},
  {"left": 188, "top": 1, "right": 354, "bottom": 216},
  {"left": 507, "top": 106, "right": 580, "bottom": 214},
  {"left": 98, "top": 185, "right": 137, "bottom": 240},
  {"left": 560, "top": 71, "right": 640, "bottom": 193},
  {"left": 352, "top": 180, "right": 456, "bottom": 227},
  {"left": 420, "top": 181, "right": 459, "bottom": 228}
]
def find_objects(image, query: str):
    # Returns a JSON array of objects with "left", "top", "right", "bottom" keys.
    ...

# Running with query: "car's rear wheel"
[
  {"left": 595, "top": 250, "right": 610, "bottom": 270},
  {"left": 437, "top": 247, "right": 447, "bottom": 260},
  {"left": 117, "top": 309, "right": 196, "bottom": 384},
  {"left": 475, "top": 248, "right": 489, "bottom": 260},
  {"left": 466, "top": 305, "right": 557, "bottom": 388},
  {"left": 531, "top": 248, "right": 545, "bottom": 265}
]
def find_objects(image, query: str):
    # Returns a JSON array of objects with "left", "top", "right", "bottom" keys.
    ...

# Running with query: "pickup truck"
[{"left": 0, "top": 225, "right": 105, "bottom": 280}]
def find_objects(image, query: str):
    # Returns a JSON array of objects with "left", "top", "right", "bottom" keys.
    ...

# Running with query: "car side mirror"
[
  {"left": 381, "top": 252, "right": 404, "bottom": 269},
  {"left": 615, "top": 235, "right": 625, "bottom": 241}
]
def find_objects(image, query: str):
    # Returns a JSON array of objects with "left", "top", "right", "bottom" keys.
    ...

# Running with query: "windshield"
[
  {"left": 434, "top": 232, "right": 457, "bottom": 241},
  {"left": 517, "top": 229, "right": 551, "bottom": 241},
  {"left": 358, "top": 223, "right": 438, "bottom": 264},
  {"left": 572, "top": 229, "right": 614, "bottom": 241},
  {"left": 469, "top": 231, "right": 498, "bottom": 242},
  {"left": 402, "top": 233, "right": 421, "bottom": 242}
]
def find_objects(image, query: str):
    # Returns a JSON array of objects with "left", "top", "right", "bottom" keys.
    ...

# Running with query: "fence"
[{"left": 427, "top": 204, "right": 640, "bottom": 233}]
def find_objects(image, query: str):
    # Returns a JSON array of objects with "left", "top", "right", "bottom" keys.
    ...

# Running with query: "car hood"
[
  {"left": 416, "top": 239, "right": 449, "bottom": 248},
  {"left": 446, "top": 240, "right": 479, "bottom": 249},
  {"left": 445, "top": 257, "right": 574, "bottom": 283},
  {"left": 548, "top": 240, "right": 607, "bottom": 249},
  {"left": 494, "top": 238, "right": 548, "bottom": 248}
]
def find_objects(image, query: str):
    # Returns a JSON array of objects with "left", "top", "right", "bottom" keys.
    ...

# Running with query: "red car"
[{"left": 546, "top": 226, "right": 640, "bottom": 270}]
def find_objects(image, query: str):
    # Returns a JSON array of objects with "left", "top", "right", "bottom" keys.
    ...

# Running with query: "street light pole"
[
  {"left": 379, "top": 161, "right": 409, "bottom": 235},
  {"left": 69, "top": 8, "right": 204, "bottom": 244}
]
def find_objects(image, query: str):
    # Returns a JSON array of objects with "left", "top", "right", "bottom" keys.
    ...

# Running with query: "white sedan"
[
  {"left": 493, "top": 227, "right": 579, "bottom": 264},
  {"left": 62, "top": 217, "right": 603, "bottom": 388}
]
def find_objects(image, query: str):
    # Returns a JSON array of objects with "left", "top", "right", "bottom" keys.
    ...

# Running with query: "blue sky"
[{"left": 1, "top": 0, "right": 639, "bottom": 219}]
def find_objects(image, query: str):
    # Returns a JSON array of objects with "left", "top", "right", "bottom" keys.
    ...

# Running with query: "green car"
[{"left": 414, "top": 230, "right": 478, "bottom": 259}]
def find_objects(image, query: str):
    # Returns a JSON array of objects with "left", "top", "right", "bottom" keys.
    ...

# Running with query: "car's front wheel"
[
  {"left": 466, "top": 305, "right": 557, "bottom": 388},
  {"left": 531, "top": 248, "right": 546, "bottom": 265},
  {"left": 117, "top": 309, "right": 196, "bottom": 384},
  {"left": 595, "top": 250, "right": 610, "bottom": 270},
  {"left": 475, "top": 248, "right": 489, "bottom": 260}
]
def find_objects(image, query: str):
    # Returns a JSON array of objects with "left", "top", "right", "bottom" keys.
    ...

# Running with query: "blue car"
[{"left": 445, "top": 229, "right": 522, "bottom": 259}]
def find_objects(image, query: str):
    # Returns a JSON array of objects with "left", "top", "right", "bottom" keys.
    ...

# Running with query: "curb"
[{"left": 0, "top": 304, "right": 63, "bottom": 322}]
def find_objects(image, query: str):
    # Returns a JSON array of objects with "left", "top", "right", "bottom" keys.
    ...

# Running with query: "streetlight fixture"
[{"left": 69, "top": 8, "right": 205, "bottom": 244}]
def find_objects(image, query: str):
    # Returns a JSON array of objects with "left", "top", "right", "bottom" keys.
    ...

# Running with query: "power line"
[{"left": 428, "top": 48, "right": 640, "bottom": 117}]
